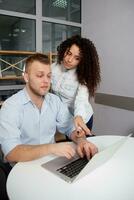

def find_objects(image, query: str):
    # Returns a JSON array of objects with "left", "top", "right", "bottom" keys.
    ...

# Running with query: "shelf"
[
  {"left": 0, "top": 51, "right": 57, "bottom": 104},
  {"left": 0, "top": 50, "right": 57, "bottom": 56},
  {"left": 0, "top": 76, "right": 23, "bottom": 80},
  {"left": 0, "top": 84, "right": 24, "bottom": 91},
  {"left": 0, "top": 50, "right": 35, "bottom": 55},
  {"left": 0, "top": 51, "right": 57, "bottom": 81}
]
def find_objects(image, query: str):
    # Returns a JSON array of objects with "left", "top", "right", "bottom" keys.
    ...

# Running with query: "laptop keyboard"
[{"left": 56, "top": 157, "right": 89, "bottom": 178}]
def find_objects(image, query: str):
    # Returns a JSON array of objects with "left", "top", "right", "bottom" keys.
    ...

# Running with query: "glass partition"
[
  {"left": 0, "top": 0, "right": 36, "bottom": 14},
  {"left": 0, "top": 15, "right": 36, "bottom": 51},
  {"left": 42, "top": 21, "right": 81, "bottom": 52},
  {"left": 42, "top": 0, "right": 81, "bottom": 23}
]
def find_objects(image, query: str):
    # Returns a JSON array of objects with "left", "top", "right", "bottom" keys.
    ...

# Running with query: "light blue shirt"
[{"left": 0, "top": 88, "right": 74, "bottom": 157}]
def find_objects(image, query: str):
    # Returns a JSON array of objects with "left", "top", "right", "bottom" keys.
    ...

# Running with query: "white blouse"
[{"left": 51, "top": 62, "right": 93, "bottom": 123}]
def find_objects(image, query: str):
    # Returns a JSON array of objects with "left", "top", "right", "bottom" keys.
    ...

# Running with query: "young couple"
[{"left": 0, "top": 35, "right": 101, "bottom": 164}]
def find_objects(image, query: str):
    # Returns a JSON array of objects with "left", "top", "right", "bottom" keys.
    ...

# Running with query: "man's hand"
[
  {"left": 49, "top": 142, "right": 76, "bottom": 159},
  {"left": 70, "top": 131, "right": 98, "bottom": 160},
  {"left": 76, "top": 138, "right": 98, "bottom": 160}
]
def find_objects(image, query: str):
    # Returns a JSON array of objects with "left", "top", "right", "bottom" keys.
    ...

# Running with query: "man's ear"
[{"left": 23, "top": 73, "right": 29, "bottom": 83}]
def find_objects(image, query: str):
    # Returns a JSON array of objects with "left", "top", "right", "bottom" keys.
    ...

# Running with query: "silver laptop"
[{"left": 42, "top": 136, "right": 129, "bottom": 183}]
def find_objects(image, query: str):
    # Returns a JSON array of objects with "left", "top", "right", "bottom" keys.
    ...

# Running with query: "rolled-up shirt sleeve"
[
  {"left": 0, "top": 101, "right": 22, "bottom": 157},
  {"left": 74, "top": 84, "right": 93, "bottom": 123}
]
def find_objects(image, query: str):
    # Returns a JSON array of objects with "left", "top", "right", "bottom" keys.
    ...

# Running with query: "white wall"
[{"left": 82, "top": 0, "right": 134, "bottom": 136}]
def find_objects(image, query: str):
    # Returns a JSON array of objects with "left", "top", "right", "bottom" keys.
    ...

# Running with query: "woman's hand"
[{"left": 74, "top": 116, "right": 92, "bottom": 136}]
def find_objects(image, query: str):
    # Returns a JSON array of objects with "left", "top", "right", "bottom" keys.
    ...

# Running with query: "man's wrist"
[{"left": 75, "top": 136, "right": 87, "bottom": 144}]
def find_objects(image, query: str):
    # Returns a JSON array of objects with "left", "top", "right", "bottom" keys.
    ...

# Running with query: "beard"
[{"left": 28, "top": 83, "right": 46, "bottom": 97}]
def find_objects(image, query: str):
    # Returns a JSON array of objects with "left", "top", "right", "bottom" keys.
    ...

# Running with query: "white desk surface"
[{"left": 7, "top": 135, "right": 134, "bottom": 200}]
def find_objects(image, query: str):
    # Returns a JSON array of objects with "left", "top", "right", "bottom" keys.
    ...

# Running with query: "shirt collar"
[
  {"left": 22, "top": 87, "right": 49, "bottom": 107},
  {"left": 21, "top": 87, "right": 31, "bottom": 105}
]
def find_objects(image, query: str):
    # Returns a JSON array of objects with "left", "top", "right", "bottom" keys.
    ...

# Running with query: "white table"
[{"left": 7, "top": 135, "right": 134, "bottom": 200}]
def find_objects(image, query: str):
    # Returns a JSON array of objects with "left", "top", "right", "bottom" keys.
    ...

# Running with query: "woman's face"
[{"left": 62, "top": 44, "right": 81, "bottom": 69}]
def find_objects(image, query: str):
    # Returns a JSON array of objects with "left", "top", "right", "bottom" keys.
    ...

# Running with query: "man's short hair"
[{"left": 25, "top": 53, "right": 50, "bottom": 72}]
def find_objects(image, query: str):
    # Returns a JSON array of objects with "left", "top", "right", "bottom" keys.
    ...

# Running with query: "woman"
[{"left": 51, "top": 35, "right": 101, "bottom": 136}]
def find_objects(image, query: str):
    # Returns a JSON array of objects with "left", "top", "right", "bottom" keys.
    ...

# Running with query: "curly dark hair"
[{"left": 57, "top": 35, "right": 101, "bottom": 97}]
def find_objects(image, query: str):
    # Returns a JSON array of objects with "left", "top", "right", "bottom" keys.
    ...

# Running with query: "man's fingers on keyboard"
[
  {"left": 67, "top": 147, "right": 76, "bottom": 159},
  {"left": 83, "top": 144, "right": 91, "bottom": 160},
  {"left": 65, "top": 153, "right": 72, "bottom": 159},
  {"left": 89, "top": 145, "right": 98, "bottom": 157},
  {"left": 91, "top": 148, "right": 98, "bottom": 157},
  {"left": 65, "top": 151, "right": 75, "bottom": 159},
  {"left": 77, "top": 146, "right": 84, "bottom": 158}
]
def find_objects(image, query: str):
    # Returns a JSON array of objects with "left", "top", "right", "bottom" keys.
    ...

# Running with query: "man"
[{"left": 0, "top": 53, "right": 98, "bottom": 165}]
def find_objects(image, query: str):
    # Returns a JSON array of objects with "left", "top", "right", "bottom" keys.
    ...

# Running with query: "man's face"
[{"left": 24, "top": 61, "right": 51, "bottom": 97}]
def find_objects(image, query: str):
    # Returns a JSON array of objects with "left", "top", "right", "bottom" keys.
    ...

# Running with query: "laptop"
[{"left": 42, "top": 135, "right": 129, "bottom": 183}]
